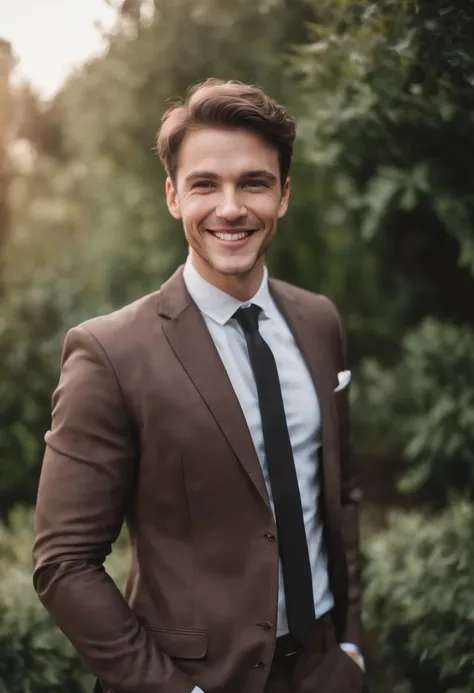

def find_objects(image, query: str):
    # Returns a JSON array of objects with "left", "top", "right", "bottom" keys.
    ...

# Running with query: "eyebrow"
[
  {"left": 243, "top": 170, "right": 279, "bottom": 185},
  {"left": 183, "top": 169, "right": 279, "bottom": 187},
  {"left": 184, "top": 171, "right": 219, "bottom": 186}
]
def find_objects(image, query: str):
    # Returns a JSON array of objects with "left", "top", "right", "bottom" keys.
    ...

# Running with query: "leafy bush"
[
  {"left": 352, "top": 318, "right": 474, "bottom": 507},
  {"left": 396, "top": 320, "right": 474, "bottom": 502},
  {"left": 0, "top": 254, "right": 87, "bottom": 516},
  {"left": 363, "top": 501, "right": 474, "bottom": 693},
  {"left": 0, "top": 507, "right": 129, "bottom": 693},
  {"left": 294, "top": 0, "right": 474, "bottom": 354},
  {"left": 296, "top": 0, "right": 474, "bottom": 261}
]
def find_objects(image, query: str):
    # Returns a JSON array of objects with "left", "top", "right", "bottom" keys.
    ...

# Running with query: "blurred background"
[{"left": 1, "top": 0, "right": 474, "bottom": 691}]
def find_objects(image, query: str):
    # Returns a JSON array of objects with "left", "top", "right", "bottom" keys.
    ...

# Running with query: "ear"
[
  {"left": 165, "top": 177, "right": 182, "bottom": 219},
  {"left": 278, "top": 177, "right": 291, "bottom": 218}
]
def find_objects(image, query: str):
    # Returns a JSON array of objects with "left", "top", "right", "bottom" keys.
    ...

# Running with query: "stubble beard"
[{"left": 188, "top": 223, "right": 275, "bottom": 291}]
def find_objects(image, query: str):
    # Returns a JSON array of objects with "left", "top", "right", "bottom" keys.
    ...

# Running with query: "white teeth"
[{"left": 213, "top": 231, "right": 249, "bottom": 241}]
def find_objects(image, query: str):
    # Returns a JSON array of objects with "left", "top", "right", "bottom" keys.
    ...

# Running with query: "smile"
[{"left": 209, "top": 230, "right": 255, "bottom": 241}]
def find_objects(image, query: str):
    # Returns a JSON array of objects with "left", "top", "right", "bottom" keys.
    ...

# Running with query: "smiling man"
[{"left": 33, "top": 79, "right": 366, "bottom": 693}]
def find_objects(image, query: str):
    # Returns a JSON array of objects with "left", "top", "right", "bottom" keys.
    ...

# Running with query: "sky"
[{"left": 1, "top": 0, "right": 117, "bottom": 97}]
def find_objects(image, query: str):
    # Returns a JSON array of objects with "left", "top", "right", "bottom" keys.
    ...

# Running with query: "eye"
[
  {"left": 192, "top": 181, "right": 215, "bottom": 190},
  {"left": 242, "top": 180, "right": 268, "bottom": 189}
]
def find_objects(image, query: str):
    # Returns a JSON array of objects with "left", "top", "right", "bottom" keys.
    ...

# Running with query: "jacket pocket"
[{"left": 145, "top": 626, "right": 209, "bottom": 660}]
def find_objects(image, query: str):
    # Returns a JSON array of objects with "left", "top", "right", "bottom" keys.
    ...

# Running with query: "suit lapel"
[{"left": 159, "top": 268, "right": 271, "bottom": 510}]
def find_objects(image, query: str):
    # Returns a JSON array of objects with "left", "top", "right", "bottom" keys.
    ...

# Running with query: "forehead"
[{"left": 176, "top": 126, "right": 280, "bottom": 179}]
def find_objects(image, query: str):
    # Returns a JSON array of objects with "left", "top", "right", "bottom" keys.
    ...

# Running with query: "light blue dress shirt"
[{"left": 182, "top": 257, "right": 363, "bottom": 679}]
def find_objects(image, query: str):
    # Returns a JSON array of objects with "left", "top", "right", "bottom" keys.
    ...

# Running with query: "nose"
[{"left": 216, "top": 189, "right": 246, "bottom": 222}]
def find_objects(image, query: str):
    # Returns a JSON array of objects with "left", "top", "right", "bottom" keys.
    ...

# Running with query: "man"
[{"left": 33, "top": 79, "right": 366, "bottom": 693}]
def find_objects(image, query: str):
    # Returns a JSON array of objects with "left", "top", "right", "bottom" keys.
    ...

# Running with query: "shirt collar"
[{"left": 183, "top": 255, "right": 275, "bottom": 326}]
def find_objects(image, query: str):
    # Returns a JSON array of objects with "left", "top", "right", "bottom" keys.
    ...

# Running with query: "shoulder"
[
  {"left": 270, "top": 277, "right": 342, "bottom": 325},
  {"left": 62, "top": 289, "right": 162, "bottom": 368},
  {"left": 269, "top": 277, "right": 347, "bottom": 360},
  {"left": 79, "top": 290, "right": 160, "bottom": 343}
]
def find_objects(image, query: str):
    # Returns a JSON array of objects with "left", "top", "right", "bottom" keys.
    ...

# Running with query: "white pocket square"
[{"left": 334, "top": 370, "right": 351, "bottom": 392}]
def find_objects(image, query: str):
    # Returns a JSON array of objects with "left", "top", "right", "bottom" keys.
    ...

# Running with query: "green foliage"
[
  {"left": 0, "top": 596, "right": 89, "bottom": 693},
  {"left": 0, "top": 233, "right": 93, "bottom": 512},
  {"left": 0, "top": 508, "right": 89, "bottom": 692},
  {"left": 398, "top": 321, "right": 474, "bottom": 502},
  {"left": 364, "top": 502, "right": 474, "bottom": 693},
  {"left": 0, "top": 507, "right": 129, "bottom": 692},
  {"left": 353, "top": 319, "right": 474, "bottom": 507},
  {"left": 296, "top": 0, "right": 474, "bottom": 242},
  {"left": 294, "top": 0, "right": 474, "bottom": 332}
]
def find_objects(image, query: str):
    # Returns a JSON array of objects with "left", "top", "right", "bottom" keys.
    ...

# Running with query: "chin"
[{"left": 212, "top": 258, "right": 259, "bottom": 277}]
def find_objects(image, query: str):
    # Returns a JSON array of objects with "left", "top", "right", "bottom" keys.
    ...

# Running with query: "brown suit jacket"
[{"left": 33, "top": 266, "right": 363, "bottom": 693}]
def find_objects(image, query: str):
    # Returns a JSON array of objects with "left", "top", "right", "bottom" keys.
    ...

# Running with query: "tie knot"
[{"left": 234, "top": 304, "right": 262, "bottom": 333}]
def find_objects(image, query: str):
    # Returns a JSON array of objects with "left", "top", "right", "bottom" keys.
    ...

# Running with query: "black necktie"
[{"left": 234, "top": 304, "right": 315, "bottom": 644}]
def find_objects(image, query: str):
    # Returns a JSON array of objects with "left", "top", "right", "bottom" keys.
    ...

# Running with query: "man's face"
[{"left": 166, "top": 126, "right": 290, "bottom": 295}]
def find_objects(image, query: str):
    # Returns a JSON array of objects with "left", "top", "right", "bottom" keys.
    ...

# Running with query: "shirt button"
[
  {"left": 264, "top": 532, "right": 276, "bottom": 543},
  {"left": 257, "top": 621, "right": 274, "bottom": 630}
]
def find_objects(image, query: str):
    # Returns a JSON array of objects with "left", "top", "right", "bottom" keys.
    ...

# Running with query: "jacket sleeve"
[
  {"left": 333, "top": 308, "right": 364, "bottom": 649},
  {"left": 33, "top": 325, "right": 195, "bottom": 693}
]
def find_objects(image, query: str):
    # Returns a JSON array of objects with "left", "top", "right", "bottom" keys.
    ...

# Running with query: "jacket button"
[
  {"left": 257, "top": 621, "right": 274, "bottom": 630},
  {"left": 264, "top": 532, "right": 276, "bottom": 543},
  {"left": 254, "top": 661, "right": 266, "bottom": 668}
]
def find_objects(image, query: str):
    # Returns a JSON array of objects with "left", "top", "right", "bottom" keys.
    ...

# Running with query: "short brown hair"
[{"left": 156, "top": 79, "right": 296, "bottom": 184}]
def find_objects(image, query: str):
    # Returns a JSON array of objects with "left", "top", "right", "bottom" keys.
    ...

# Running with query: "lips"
[{"left": 207, "top": 229, "right": 257, "bottom": 241}]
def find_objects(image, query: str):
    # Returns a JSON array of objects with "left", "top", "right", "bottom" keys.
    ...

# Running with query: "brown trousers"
[{"left": 264, "top": 614, "right": 365, "bottom": 693}]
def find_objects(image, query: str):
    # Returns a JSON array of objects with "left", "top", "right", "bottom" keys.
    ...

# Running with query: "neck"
[{"left": 189, "top": 251, "right": 265, "bottom": 301}]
